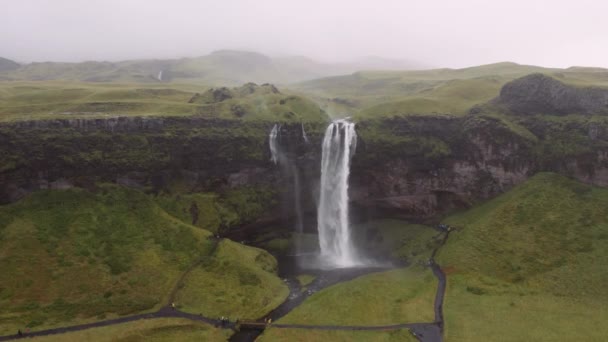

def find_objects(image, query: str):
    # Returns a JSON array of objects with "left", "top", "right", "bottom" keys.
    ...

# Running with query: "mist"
[{"left": 2, "top": 0, "right": 608, "bottom": 68}]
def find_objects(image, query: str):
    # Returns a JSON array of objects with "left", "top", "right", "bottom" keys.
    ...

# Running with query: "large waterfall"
[{"left": 317, "top": 119, "right": 359, "bottom": 267}]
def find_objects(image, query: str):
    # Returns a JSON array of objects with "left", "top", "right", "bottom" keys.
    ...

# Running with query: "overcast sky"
[{"left": 2, "top": 0, "right": 607, "bottom": 68}]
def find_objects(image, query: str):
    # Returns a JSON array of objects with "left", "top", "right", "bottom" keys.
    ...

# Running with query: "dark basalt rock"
[{"left": 498, "top": 73, "right": 608, "bottom": 115}]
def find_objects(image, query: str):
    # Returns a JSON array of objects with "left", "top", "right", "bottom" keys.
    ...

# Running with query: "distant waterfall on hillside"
[
  {"left": 268, "top": 124, "right": 304, "bottom": 233},
  {"left": 157, "top": 70, "right": 163, "bottom": 81},
  {"left": 317, "top": 119, "right": 359, "bottom": 267}
]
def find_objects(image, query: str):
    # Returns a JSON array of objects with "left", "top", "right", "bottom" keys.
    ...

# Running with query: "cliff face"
[
  {"left": 3, "top": 110, "right": 608, "bottom": 224},
  {"left": 497, "top": 73, "right": 608, "bottom": 115},
  {"left": 0, "top": 117, "right": 323, "bottom": 204},
  {"left": 350, "top": 115, "right": 532, "bottom": 220},
  {"left": 350, "top": 113, "right": 608, "bottom": 220}
]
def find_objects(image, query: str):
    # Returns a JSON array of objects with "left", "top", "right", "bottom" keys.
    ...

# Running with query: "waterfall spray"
[
  {"left": 317, "top": 119, "right": 359, "bottom": 267},
  {"left": 268, "top": 123, "right": 304, "bottom": 234}
]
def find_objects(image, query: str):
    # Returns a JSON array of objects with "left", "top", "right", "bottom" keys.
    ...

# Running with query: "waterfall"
[
  {"left": 292, "top": 164, "right": 304, "bottom": 233},
  {"left": 268, "top": 123, "right": 304, "bottom": 234},
  {"left": 301, "top": 123, "right": 309, "bottom": 144},
  {"left": 157, "top": 70, "right": 163, "bottom": 81},
  {"left": 317, "top": 119, "right": 359, "bottom": 267},
  {"left": 269, "top": 124, "right": 281, "bottom": 164}
]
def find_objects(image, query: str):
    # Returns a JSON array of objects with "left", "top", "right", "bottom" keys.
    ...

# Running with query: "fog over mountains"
[{"left": 0, "top": 50, "right": 428, "bottom": 85}]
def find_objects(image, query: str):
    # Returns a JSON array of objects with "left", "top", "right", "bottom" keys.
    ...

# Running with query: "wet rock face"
[
  {"left": 350, "top": 116, "right": 535, "bottom": 220},
  {"left": 498, "top": 73, "right": 608, "bottom": 115}
]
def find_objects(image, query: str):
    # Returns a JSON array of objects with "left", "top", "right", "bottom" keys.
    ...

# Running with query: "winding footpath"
[{"left": 0, "top": 231, "right": 451, "bottom": 342}]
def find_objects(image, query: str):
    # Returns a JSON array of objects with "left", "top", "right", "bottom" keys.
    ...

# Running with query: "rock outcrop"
[{"left": 497, "top": 73, "right": 608, "bottom": 115}]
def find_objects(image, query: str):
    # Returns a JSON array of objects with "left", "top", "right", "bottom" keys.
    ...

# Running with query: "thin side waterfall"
[
  {"left": 301, "top": 123, "right": 309, "bottom": 144},
  {"left": 292, "top": 164, "right": 304, "bottom": 233},
  {"left": 268, "top": 124, "right": 304, "bottom": 234},
  {"left": 317, "top": 119, "right": 359, "bottom": 267},
  {"left": 157, "top": 70, "right": 163, "bottom": 81},
  {"left": 269, "top": 124, "right": 281, "bottom": 164}
]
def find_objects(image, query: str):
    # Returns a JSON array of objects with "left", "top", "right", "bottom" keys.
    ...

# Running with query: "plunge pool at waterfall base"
[{"left": 227, "top": 218, "right": 445, "bottom": 342}]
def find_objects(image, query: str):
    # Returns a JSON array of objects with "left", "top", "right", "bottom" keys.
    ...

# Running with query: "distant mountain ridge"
[
  {"left": 0, "top": 57, "right": 20, "bottom": 73},
  {"left": 0, "top": 50, "right": 426, "bottom": 85}
]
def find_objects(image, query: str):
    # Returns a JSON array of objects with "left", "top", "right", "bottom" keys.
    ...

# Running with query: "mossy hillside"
[
  {"left": 355, "top": 117, "right": 456, "bottom": 165},
  {"left": 436, "top": 173, "right": 608, "bottom": 341},
  {"left": 174, "top": 239, "right": 289, "bottom": 320},
  {"left": 275, "top": 267, "right": 436, "bottom": 326},
  {"left": 0, "top": 186, "right": 213, "bottom": 335},
  {"left": 28, "top": 318, "right": 232, "bottom": 342},
  {"left": 351, "top": 219, "right": 441, "bottom": 265},
  {"left": 155, "top": 186, "right": 278, "bottom": 234},
  {"left": 508, "top": 114, "right": 608, "bottom": 166}
]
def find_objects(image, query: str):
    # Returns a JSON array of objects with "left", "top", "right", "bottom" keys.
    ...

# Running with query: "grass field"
[
  {"left": 292, "top": 62, "right": 608, "bottom": 119},
  {"left": 0, "top": 185, "right": 287, "bottom": 335},
  {"left": 436, "top": 172, "right": 608, "bottom": 341},
  {"left": 0, "top": 185, "right": 212, "bottom": 335},
  {"left": 0, "top": 81, "right": 326, "bottom": 123},
  {"left": 3, "top": 61, "right": 608, "bottom": 123},
  {"left": 174, "top": 239, "right": 289, "bottom": 320},
  {"left": 275, "top": 267, "right": 436, "bottom": 326},
  {"left": 259, "top": 327, "right": 417, "bottom": 342},
  {"left": 29, "top": 318, "right": 231, "bottom": 342},
  {"left": 352, "top": 219, "right": 441, "bottom": 264}
]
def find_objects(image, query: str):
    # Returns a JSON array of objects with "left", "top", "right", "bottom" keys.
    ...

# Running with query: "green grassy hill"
[
  {"left": 291, "top": 62, "right": 608, "bottom": 119},
  {"left": 0, "top": 81, "right": 326, "bottom": 122},
  {"left": 437, "top": 173, "right": 608, "bottom": 341},
  {"left": 174, "top": 239, "right": 289, "bottom": 319},
  {"left": 0, "top": 185, "right": 287, "bottom": 335},
  {"left": 0, "top": 186, "right": 210, "bottom": 334}
]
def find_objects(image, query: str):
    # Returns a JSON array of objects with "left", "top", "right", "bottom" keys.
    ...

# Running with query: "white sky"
[{"left": 1, "top": 0, "right": 607, "bottom": 68}]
